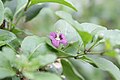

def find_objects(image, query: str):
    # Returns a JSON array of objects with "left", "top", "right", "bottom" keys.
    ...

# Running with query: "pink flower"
[{"left": 49, "top": 32, "right": 67, "bottom": 48}]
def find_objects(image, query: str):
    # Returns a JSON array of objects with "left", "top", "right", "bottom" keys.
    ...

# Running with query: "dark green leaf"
[
  {"left": 78, "top": 31, "right": 92, "bottom": 47},
  {"left": 30, "top": 0, "right": 77, "bottom": 11},
  {"left": 61, "top": 59, "right": 84, "bottom": 80},
  {"left": 25, "top": 4, "right": 43, "bottom": 22}
]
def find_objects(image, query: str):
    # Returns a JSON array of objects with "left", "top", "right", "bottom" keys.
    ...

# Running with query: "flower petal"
[
  {"left": 51, "top": 39, "right": 60, "bottom": 48},
  {"left": 59, "top": 34, "right": 67, "bottom": 45},
  {"left": 50, "top": 32, "right": 57, "bottom": 38}
]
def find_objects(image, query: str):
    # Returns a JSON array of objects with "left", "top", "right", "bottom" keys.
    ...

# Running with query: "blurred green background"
[{"left": 15, "top": 0, "right": 120, "bottom": 36}]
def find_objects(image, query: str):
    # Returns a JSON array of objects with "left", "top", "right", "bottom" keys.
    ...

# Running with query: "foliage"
[{"left": 0, "top": 0, "right": 120, "bottom": 80}]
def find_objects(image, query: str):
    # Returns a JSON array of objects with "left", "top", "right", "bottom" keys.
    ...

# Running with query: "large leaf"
[
  {"left": 69, "top": 59, "right": 105, "bottom": 80},
  {"left": 0, "top": 47, "right": 16, "bottom": 63},
  {"left": 0, "top": 47, "right": 16, "bottom": 79},
  {"left": 61, "top": 59, "right": 84, "bottom": 80},
  {"left": 13, "top": 0, "right": 28, "bottom": 24},
  {"left": 21, "top": 36, "right": 45, "bottom": 55},
  {"left": 79, "top": 23, "right": 107, "bottom": 35},
  {"left": 21, "top": 36, "right": 57, "bottom": 69},
  {"left": 30, "top": 0, "right": 77, "bottom": 11},
  {"left": 86, "top": 55, "right": 120, "bottom": 80},
  {"left": 54, "top": 19, "right": 82, "bottom": 43},
  {"left": 55, "top": 11, "right": 83, "bottom": 31},
  {"left": 23, "top": 72, "right": 62, "bottom": 80},
  {"left": 0, "top": 0, "right": 4, "bottom": 25}
]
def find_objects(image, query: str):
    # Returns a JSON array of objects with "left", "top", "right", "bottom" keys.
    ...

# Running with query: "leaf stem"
[{"left": 24, "top": 0, "right": 31, "bottom": 11}]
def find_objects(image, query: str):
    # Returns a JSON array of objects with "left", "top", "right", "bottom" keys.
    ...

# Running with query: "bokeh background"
[{"left": 15, "top": 0, "right": 120, "bottom": 36}]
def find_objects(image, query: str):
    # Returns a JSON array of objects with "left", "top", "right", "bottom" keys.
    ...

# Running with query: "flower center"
[{"left": 55, "top": 33, "right": 60, "bottom": 40}]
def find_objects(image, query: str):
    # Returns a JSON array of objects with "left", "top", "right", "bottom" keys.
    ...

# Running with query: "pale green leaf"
[
  {"left": 0, "top": 0, "right": 4, "bottom": 25},
  {"left": 23, "top": 72, "right": 62, "bottom": 80},
  {"left": 0, "top": 29, "right": 16, "bottom": 46},
  {"left": 97, "top": 30, "right": 120, "bottom": 46},
  {"left": 80, "top": 23, "right": 107, "bottom": 35},
  {"left": 86, "top": 55, "right": 120, "bottom": 80},
  {"left": 54, "top": 19, "right": 82, "bottom": 43},
  {"left": 55, "top": 11, "right": 83, "bottom": 31}
]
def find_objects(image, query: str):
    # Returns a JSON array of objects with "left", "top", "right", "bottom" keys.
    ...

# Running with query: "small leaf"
[
  {"left": 30, "top": 0, "right": 77, "bottom": 11},
  {"left": 0, "top": 29, "right": 17, "bottom": 47},
  {"left": 61, "top": 59, "right": 84, "bottom": 80},
  {"left": 78, "top": 31, "right": 92, "bottom": 47},
  {"left": 64, "top": 41, "right": 79, "bottom": 55},
  {"left": 85, "top": 55, "right": 120, "bottom": 80},
  {"left": 0, "top": 0, "right": 4, "bottom": 25},
  {"left": 23, "top": 72, "right": 62, "bottom": 80}
]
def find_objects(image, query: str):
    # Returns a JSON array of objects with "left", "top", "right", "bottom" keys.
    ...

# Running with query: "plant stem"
[{"left": 24, "top": 0, "right": 31, "bottom": 11}]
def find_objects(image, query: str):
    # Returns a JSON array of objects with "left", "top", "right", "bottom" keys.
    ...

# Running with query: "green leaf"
[
  {"left": 0, "top": 47, "right": 16, "bottom": 79},
  {"left": 61, "top": 59, "right": 84, "bottom": 80},
  {"left": 21, "top": 36, "right": 57, "bottom": 70},
  {"left": 25, "top": 4, "right": 43, "bottom": 22},
  {"left": 4, "top": 7, "right": 13, "bottom": 21},
  {"left": 23, "top": 72, "right": 62, "bottom": 80},
  {"left": 69, "top": 58, "right": 104, "bottom": 80},
  {"left": 21, "top": 36, "right": 45, "bottom": 55},
  {"left": 0, "top": 47, "right": 16, "bottom": 63},
  {"left": 30, "top": 0, "right": 77, "bottom": 11},
  {"left": 97, "top": 30, "right": 120, "bottom": 46},
  {"left": 80, "top": 23, "right": 107, "bottom": 35},
  {"left": 0, "top": 0, "right": 4, "bottom": 25},
  {"left": 78, "top": 31, "right": 92, "bottom": 47},
  {"left": 14, "top": 0, "right": 28, "bottom": 16},
  {"left": 0, "top": 29, "right": 16, "bottom": 46},
  {"left": 56, "top": 11, "right": 83, "bottom": 31},
  {"left": 85, "top": 55, "right": 120, "bottom": 80},
  {"left": 0, "top": 68, "right": 15, "bottom": 79},
  {"left": 64, "top": 41, "right": 79, "bottom": 55},
  {"left": 54, "top": 19, "right": 82, "bottom": 43}
]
